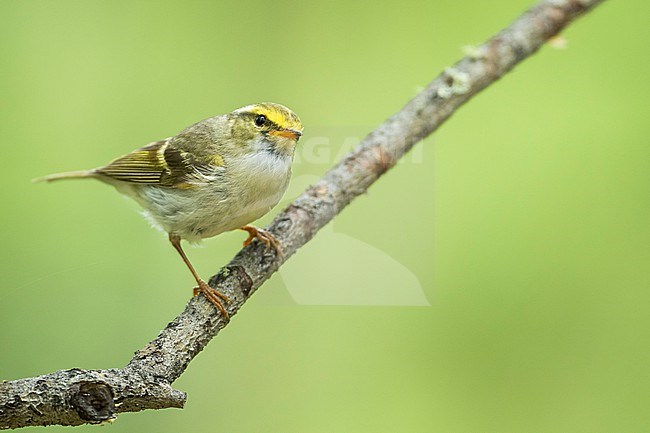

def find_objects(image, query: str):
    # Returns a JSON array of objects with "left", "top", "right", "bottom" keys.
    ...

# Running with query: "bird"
[{"left": 35, "top": 102, "right": 303, "bottom": 318}]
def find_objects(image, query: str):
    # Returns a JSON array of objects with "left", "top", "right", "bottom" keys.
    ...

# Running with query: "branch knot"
[{"left": 68, "top": 381, "right": 115, "bottom": 423}]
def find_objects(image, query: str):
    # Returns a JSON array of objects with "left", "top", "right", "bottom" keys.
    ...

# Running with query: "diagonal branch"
[{"left": 0, "top": 0, "right": 606, "bottom": 429}]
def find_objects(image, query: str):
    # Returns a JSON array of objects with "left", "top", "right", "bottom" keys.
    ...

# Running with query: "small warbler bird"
[{"left": 35, "top": 102, "right": 303, "bottom": 318}]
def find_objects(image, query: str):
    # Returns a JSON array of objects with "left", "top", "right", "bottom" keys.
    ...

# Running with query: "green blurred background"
[{"left": 1, "top": 1, "right": 648, "bottom": 432}]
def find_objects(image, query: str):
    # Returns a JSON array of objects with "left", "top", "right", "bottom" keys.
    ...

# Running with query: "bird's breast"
[
  {"left": 228, "top": 151, "right": 292, "bottom": 214},
  {"left": 131, "top": 151, "right": 293, "bottom": 243}
]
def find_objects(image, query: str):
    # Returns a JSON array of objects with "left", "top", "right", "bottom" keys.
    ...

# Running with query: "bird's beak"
[{"left": 270, "top": 129, "right": 303, "bottom": 140}]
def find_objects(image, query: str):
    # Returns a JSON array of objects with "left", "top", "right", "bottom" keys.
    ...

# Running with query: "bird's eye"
[{"left": 254, "top": 114, "right": 267, "bottom": 127}]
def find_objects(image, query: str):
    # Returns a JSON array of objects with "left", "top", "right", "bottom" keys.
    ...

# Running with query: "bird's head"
[{"left": 230, "top": 102, "right": 303, "bottom": 158}]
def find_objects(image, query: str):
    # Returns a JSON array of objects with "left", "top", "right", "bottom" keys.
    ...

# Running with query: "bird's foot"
[
  {"left": 193, "top": 279, "right": 231, "bottom": 319},
  {"left": 240, "top": 225, "right": 282, "bottom": 256}
]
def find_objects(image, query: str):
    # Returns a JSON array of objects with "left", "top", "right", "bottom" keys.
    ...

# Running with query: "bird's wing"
[{"left": 95, "top": 139, "right": 198, "bottom": 187}]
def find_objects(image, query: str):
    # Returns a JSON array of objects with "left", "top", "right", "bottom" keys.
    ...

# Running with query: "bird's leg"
[
  {"left": 168, "top": 233, "right": 230, "bottom": 318},
  {"left": 240, "top": 225, "right": 282, "bottom": 256}
]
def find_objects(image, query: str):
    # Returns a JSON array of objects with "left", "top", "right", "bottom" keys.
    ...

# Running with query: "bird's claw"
[
  {"left": 193, "top": 279, "right": 230, "bottom": 319},
  {"left": 240, "top": 225, "right": 283, "bottom": 256}
]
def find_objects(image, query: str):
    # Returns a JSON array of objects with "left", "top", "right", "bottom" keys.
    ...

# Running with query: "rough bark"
[{"left": 0, "top": 0, "right": 606, "bottom": 428}]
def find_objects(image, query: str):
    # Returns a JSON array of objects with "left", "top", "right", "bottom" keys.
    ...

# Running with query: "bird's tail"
[{"left": 32, "top": 170, "right": 97, "bottom": 183}]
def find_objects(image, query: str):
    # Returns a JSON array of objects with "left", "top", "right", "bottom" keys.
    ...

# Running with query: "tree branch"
[{"left": 0, "top": 0, "right": 605, "bottom": 429}]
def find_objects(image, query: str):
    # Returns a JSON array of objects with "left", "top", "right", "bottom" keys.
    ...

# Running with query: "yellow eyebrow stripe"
[{"left": 248, "top": 105, "right": 303, "bottom": 132}]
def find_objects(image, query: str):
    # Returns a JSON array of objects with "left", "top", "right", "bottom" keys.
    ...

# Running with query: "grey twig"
[{"left": 0, "top": 0, "right": 605, "bottom": 429}]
